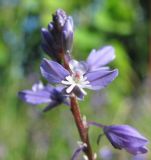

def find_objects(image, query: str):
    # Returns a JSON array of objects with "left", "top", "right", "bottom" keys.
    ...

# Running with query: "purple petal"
[
  {"left": 62, "top": 16, "right": 74, "bottom": 53},
  {"left": 18, "top": 89, "right": 51, "bottom": 105},
  {"left": 71, "top": 147, "right": 83, "bottom": 160},
  {"left": 44, "top": 84, "right": 57, "bottom": 93},
  {"left": 71, "top": 143, "right": 87, "bottom": 160},
  {"left": 48, "top": 22, "right": 54, "bottom": 32},
  {"left": 72, "top": 86, "right": 85, "bottom": 100},
  {"left": 41, "top": 28, "right": 54, "bottom": 45},
  {"left": 105, "top": 132, "right": 123, "bottom": 149},
  {"left": 87, "top": 46, "right": 115, "bottom": 70},
  {"left": 69, "top": 59, "right": 88, "bottom": 74},
  {"left": 41, "top": 42, "right": 54, "bottom": 56},
  {"left": 41, "top": 28, "right": 58, "bottom": 56},
  {"left": 125, "top": 146, "right": 148, "bottom": 155},
  {"left": 40, "top": 59, "right": 70, "bottom": 83},
  {"left": 86, "top": 69, "right": 118, "bottom": 90}
]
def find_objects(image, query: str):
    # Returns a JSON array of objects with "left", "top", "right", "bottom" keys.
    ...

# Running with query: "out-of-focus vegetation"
[{"left": 0, "top": 0, "right": 150, "bottom": 159}]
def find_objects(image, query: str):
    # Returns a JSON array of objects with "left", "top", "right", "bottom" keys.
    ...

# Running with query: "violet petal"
[
  {"left": 87, "top": 46, "right": 115, "bottom": 70},
  {"left": 40, "top": 59, "right": 70, "bottom": 83},
  {"left": 125, "top": 146, "right": 148, "bottom": 155},
  {"left": 62, "top": 16, "right": 74, "bottom": 53},
  {"left": 41, "top": 28, "right": 54, "bottom": 46},
  {"left": 72, "top": 86, "right": 85, "bottom": 100},
  {"left": 86, "top": 69, "right": 118, "bottom": 90},
  {"left": 18, "top": 89, "right": 51, "bottom": 105}
]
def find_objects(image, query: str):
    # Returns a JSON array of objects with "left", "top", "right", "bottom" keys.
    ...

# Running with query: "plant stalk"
[
  {"left": 62, "top": 54, "right": 94, "bottom": 160},
  {"left": 70, "top": 96, "right": 94, "bottom": 160}
]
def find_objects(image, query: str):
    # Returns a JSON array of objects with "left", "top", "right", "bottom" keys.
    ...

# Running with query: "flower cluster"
[
  {"left": 40, "top": 46, "right": 118, "bottom": 99},
  {"left": 41, "top": 9, "right": 73, "bottom": 63},
  {"left": 19, "top": 9, "right": 118, "bottom": 107},
  {"left": 19, "top": 9, "right": 148, "bottom": 159}
]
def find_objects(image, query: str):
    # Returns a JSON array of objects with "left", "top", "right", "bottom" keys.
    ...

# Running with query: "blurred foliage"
[{"left": 0, "top": 0, "right": 150, "bottom": 159}]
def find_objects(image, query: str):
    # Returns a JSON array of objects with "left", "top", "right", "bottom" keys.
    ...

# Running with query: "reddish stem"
[
  {"left": 62, "top": 54, "right": 94, "bottom": 160},
  {"left": 149, "top": 0, "right": 151, "bottom": 77},
  {"left": 70, "top": 96, "right": 94, "bottom": 160}
]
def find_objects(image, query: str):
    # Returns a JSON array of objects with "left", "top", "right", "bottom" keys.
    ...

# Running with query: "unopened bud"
[
  {"left": 53, "top": 9, "right": 67, "bottom": 31},
  {"left": 62, "top": 16, "right": 74, "bottom": 54}
]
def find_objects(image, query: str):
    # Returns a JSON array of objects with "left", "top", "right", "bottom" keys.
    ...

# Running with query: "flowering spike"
[
  {"left": 18, "top": 8, "right": 130, "bottom": 160},
  {"left": 41, "top": 9, "right": 74, "bottom": 62}
]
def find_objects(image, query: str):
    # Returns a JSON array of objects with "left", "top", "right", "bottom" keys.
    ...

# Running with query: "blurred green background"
[{"left": 0, "top": 0, "right": 150, "bottom": 159}]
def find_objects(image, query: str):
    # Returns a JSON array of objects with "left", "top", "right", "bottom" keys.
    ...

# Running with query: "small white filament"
[
  {"left": 77, "top": 141, "right": 87, "bottom": 148},
  {"left": 94, "top": 153, "right": 97, "bottom": 159},
  {"left": 83, "top": 155, "right": 88, "bottom": 160},
  {"left": 82, "top": 115, "right": 88, "bottom": 128},
  {"left": 61, "top": 74, "right": 91, "bottom": 95},
  {"left": 66, "top": 84, "right": 76, "bottom": 93}
]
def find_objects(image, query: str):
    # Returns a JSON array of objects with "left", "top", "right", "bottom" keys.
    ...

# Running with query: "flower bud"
[
  {"left": 52, "top": 9, "right": 67, "bottom": 31},
  {"left": 41, "top": 9, "right": 74, "bottom": 63},
  {"left": 62, "top": 16, "right": 74, "bottom": 54},
  {"left": 104, "top": 125, "right": 148, "bottom": 155}
]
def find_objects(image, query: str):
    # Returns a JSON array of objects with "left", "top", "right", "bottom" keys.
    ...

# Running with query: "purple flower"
[
  {"left": 103, "top": 125, "right": 148, "bottom": 155},
  {"left": 40, "top": 58, "right": 118, "bottom": 99},
  {"left": 18, "top": 82, "right": 68, "bottom": 112},
  {"left": 41, "top": 9, "right": 73, "bottom": 62}
]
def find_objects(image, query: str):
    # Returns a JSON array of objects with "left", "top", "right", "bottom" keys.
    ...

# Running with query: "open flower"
[
  {"left": 40, "top": 58, "right": 118, "bottom": 99},
  {"left": 103, "top": 125, "right": 148, "bottom": 155},
  {"left": 18, "top": 82, "right": 68, "bottom": 112}
]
